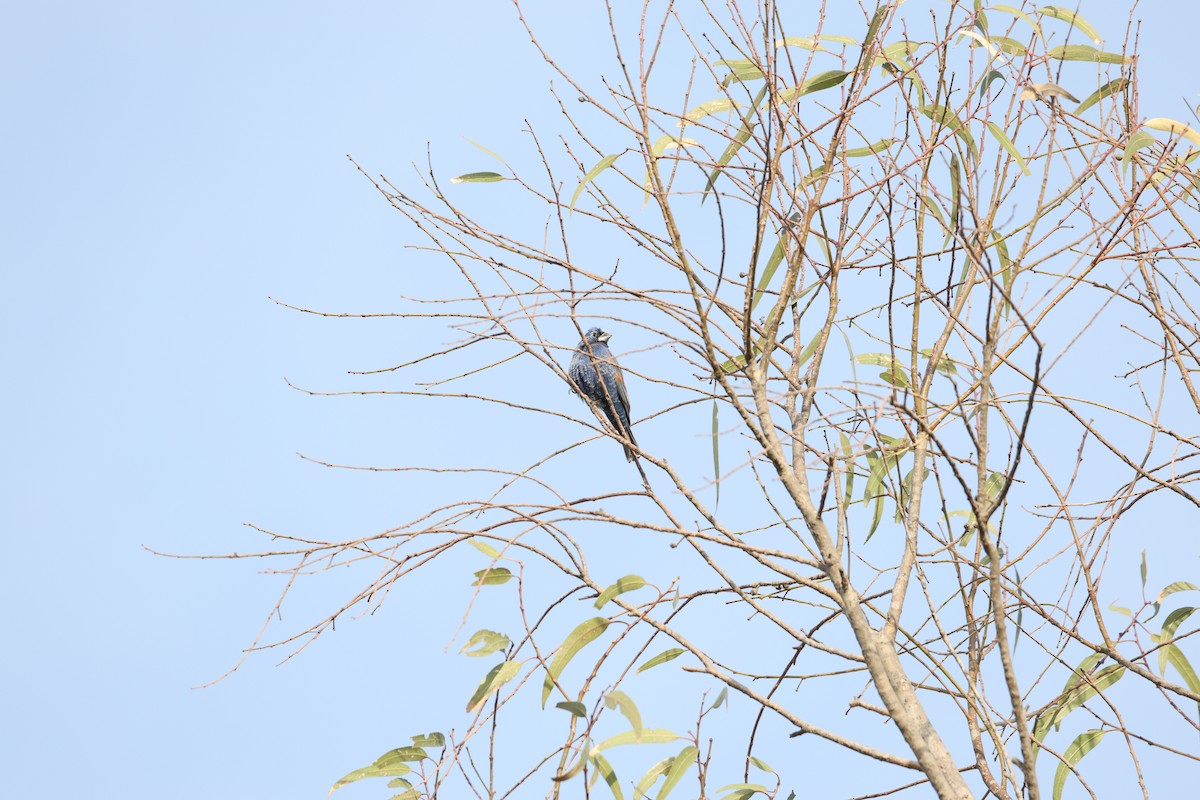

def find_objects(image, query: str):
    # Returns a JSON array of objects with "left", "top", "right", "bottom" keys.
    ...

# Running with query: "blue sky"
[{"left": 4, "top": 2, "right": 1199, "bottom": 798}]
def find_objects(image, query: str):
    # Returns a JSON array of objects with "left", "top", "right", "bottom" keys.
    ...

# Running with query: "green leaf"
[
  {"left": 749, "top": 756, "right": 775, "bottom": 774},
  {"left": 1121, "top": 130, "right": 1156, "bottom": 175},
  {"left": 854, "top": 352, "right": 900, "bottom": 368},
  {"left": 1052, "top": 729, "right": 1106, "bottom": 800},
  {"left": 715, "top": 59, "right": 765, "bottom": 87},
  {"left": 947, "top": 151, "right": 961, "bottom": 248},
  {"left": 638, "top": 648, "right": 686, "bottom": 673},
  {"left": 643, "top": 137, "right": 700, "bottom": 202},
  {"left": 389, "top": 790, "right": 421, "bottom": 800},
  {"left": 839, "top": 432, "right": 856, "bottom": 502},
  {"left": 1039, "top": 6, "right": 1102, "bottom": 45},
  {"left": 595, "top": 575, "right": 649, "bottom": 609},
  {"left": 464, "top": 137, "right": 506, "bottom": 163},
  {"left": 988, "top": 36, "right": 1027, "bottom": 56},
  {"left": 556, "top": 701, "right": 588, "bottom": 717},
  {"left": 373, "top": 747, "right": 428, "bottom": 765},
  {"left": 472, "top": 567, "right": 514, "bottom": 586},
  {"left": 986, "top": 121, "right": 1030, "bottom": 175},
  {"left": 1157, "top": 607, "right": 1197, "bottom": 673},
  {"left": 716, "top": 785, "right": 770, "bottom": 795},
  {"left": 1074, "top": 78, "right": 1128, "bottom": 115},
  {"left": 920, "top": 104, "right": 978, "bottom": 161},
  {"left": 775, "top": 37, "right": 831, "bottom": 52},
  {"left": 777, "top": 70, "right": 850, "bottom": 102},
  {"left": 862, "top": 4, "right": 889, "bottom": 57},
  {"left": 605, "top": 690, "right": 644, "bottom": 738},
  {"left": 958, "top": 29, "right": 1000, "bottom": 60},
  {"left": 993, "top": 5, "right": 1044, "bottom": 39},
  {"left": 704, "top": 85, "right": 769, "bottom": 199},
  {"left": 1145, "top": 117, "right": 1200, "bottom": 149},
  {"left": 331, "top": 758, "right": 413, "bottom": 792},
  {"left": 656, "top": 745, "right": 698, "bottom": 799},
  {"left": 571, "top": 154, "right": 621, "bottom": 209},
  {"left": 1019, "top": 82, "right": 1080, "bottom": 104},
  {"left": 1032, "top": 663, "right": 1124, "bottom": 759},
  {"left": 1047, "top": 44, "right": 1128, "bottom": 64},
  {"left": 541, "top": 617, "right": 611, "bottom": 706},
  {"left": 1160, "top": 581, "right": 1200, "bottom": 600},
  {"left": 597, "top": 728, "right": 681, "bottom": 751},
  {"left": 1140, "top": 550, "right": 1148, "bottom": 588},
  {"left": 592, "top": 752, "right": 625, "bottom": 800},
  {"left": 386, "top": 777, "right": 412, "bottom": 789},
  {"left": 1107, "top": 601, "right": 1133, "bottom": 617},
  {"left": 712, "top": 399, "right": 721, "bottom": 508},
  {"left": 450, "top": 171, "right": 505, "bottom": 184},
  {"left": 979, "top": 68, "right": 1008, "bottom": 99},
  {"left": 461, "top": 629, "right": 511, "bottom": 658},
  {"left": 633, "top": 758, "right": 674, "bottom": 800},
  {"left": 469, "top": 539, "right": 501, "bottom": 558},
  {"left": 411, "top": 732, "right": 445, "bottom": 748},
  {"left": 879, "top": 364, "right": 911, "bottom": 388},
  {"left": 1164, "top": 644, "right": 1200, "bottom": 692},
  {"left": 804, "top": 139, "right": 897, "bottom": 182},
  {"left": 679, "top": 98, "right": 743, "bottom": 126},
  {"left": 1160, "top": 606, "right": 1196, "bottom": 639},
  {"left": 466, "top": 660, "right": 520, "bottom": 712},
  {"left": 711, "top": 686, "right": 729, "bottom": 710},
  {"left": 919, "top": 347, "right": 959, "bottom": 377}
]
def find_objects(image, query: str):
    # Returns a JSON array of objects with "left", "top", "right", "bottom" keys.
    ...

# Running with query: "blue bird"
[{"left": 568, "top": 327, "right": 636, "bottom": 461}]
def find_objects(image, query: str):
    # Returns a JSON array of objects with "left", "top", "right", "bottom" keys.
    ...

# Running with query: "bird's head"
[{"left": 583, "top": 327, "right": 611, "bottom": 345}]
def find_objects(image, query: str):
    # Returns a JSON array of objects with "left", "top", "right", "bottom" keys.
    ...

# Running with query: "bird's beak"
[{"left": 598, "top": 332, "right": 612, "bottom": 343}]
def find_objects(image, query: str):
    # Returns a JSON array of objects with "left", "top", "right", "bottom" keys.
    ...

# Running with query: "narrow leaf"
[
  {"left": 556, "top": 701, "right": 588, "bottom": 717},
  {"left": 678, "top": 98, "right": 742, "bottom": 126},
  {"left": 715, "top": 59, "right": 765, "bottom": 87},
  {"left": 656, "top": 745, "right": 698, "bottom": 799},
  {"left": 712, "top": 400, "right": 721, "bottom": 508},
  {"left": 466, "top": 660, "right": 520, "bottom": 712},
  {"left": 1164, "top": 644, "right": 1200, "bottom": 692},
  {"left": 994, "top": 5, "right": 1044, "bottom": 39},
  {"left": 464, "top": 138, "right": 506, "bottom": 163},
  {"left": 778, "top": 70, "right": 850, "bottom": 102},
  {"left": 451, "top": 171, "right": 505, "bottom": 184},
  {"left": 469, "top": 539, "right": 501, "bottom": 558},
  {"left": 605, "top": 690, "right": 644, "bottom": 737},
  {"left": 1039, "top": 6, "right": 1102, "bottom": 45},
  {"left": 461, "top": 629, "right": 511, "bottom": 658},
  {"left": 988, "top": 36, "right": 1027, "bottom": 56},
  {"left": 1121, "top": 130, "right": 1156, "bottom": 175},
  {"left": 1047, "top": 44, "right": 1128, "bottom": 64},
  {"left": 472, "top": 567, "right": 514, "bottom": 586},
  {"left": 541, "top": 617, "right": 611, "bottom": 706},
  {"left": 411, "top": 732, "right": 445, "bottom": 748},
  {"left": 592, "top": 752, "right": 625, "bottom": 800},
  {"left": 1074, "top": 78, "right": 1128, "bottom": 115},
  {"left": 598, "top": 728, "right": 681, "bottom": 751},
  {"left": 704, "top": 85, "right": 768, "bottom": 199},
  {"left": 1052, "top": 729, "right": 1106, "bottom": 800},
  {"left": 571, "top": 154, "right": 621, "bottom": 209},
  {"left": 634, "top": 758, "right": 674, "bottom": 800},
  {"left": 1020, "top": 82, "right": 1080, "bottom": 103},
  {"left": 921, "top": 104, "right": 978, "bottom": 161},
  {"left": 1145, "top": 117, "right": 1200, "bottom": 149},
  {"left": 595, "top": 575, "right": 648, "bottom": 609},
  {"left": 1160, "top": 581, "right": 1200, "bottom": 600},
  {"left": 638, "top": 648, "right": 686, "bottom": 673},
  {"left": 986, "top": 121, "right": 1030, "bottom": 175}
]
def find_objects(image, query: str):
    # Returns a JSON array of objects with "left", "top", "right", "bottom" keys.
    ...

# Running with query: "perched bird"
[{"left": 568, "top": 327, "right": 636, "bottom": 461}]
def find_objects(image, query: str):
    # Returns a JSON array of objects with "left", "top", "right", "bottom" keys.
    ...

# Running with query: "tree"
[{"left": 231, "top": 2, "right": 1200, "bottom": 798}]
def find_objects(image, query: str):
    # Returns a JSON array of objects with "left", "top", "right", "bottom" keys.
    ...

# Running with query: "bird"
[{"left": 568, "top": 327, "right": 636, "bottom": 461}]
